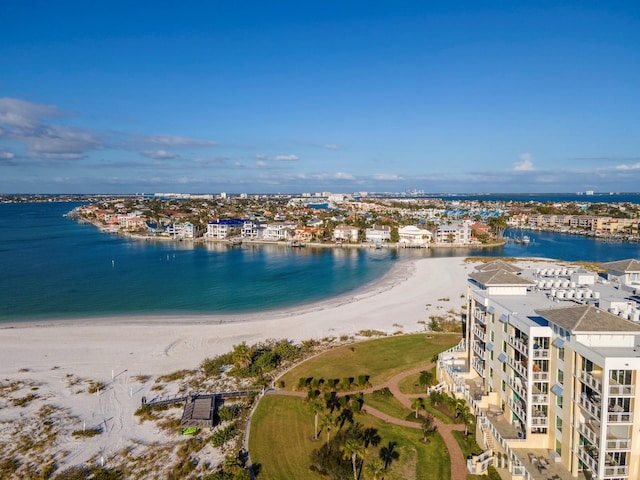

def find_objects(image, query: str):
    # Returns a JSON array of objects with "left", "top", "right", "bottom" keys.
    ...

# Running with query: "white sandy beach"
[{"left": 0, "top": 256, "right": 478, "bottom": 475}]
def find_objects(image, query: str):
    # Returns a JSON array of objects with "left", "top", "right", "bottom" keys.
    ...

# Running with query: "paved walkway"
[{"left": 269, "top": 362, "right": 469, "bottom": 480}]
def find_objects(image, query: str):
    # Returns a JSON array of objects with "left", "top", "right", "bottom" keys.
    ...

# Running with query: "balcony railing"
[
  {"left": 531, "top": 393, "right": 548, "bottom": 404},
  {"left": 507, "top": 376, "right": 527, "bottom": 397},
  {"left": 473, "top": 342, "right": 485, "bottom": 358},
  {"left": 531, "top": 416, "right": 548, "bottom": 426},
  {"left": 471, "top": 358, "right": 485, "bottom": 377},
  {"left": 532, "top": 348, "right": 550, "bottom": 358},
  {"left": 472, "top": 326, "right": 487, "bottom": 342},
  {"left": 580, "top": 370, "right": 602, "bottom": 393},
  {"left": 508, "top": 335, "right": 529, "bottom": 356},
  {"left": 604, "top": 464, "right": 628, "bottom": 477},
  {"left": 609, "top": 384, "right": 635, "bottom": 396},
  {"left": 507, "top": 398, "right": 527, "bottom": 422},
  {"left": 578, "top": 446, "right": 598, "bottom": 473},
  {"left": 532, "top": 371, "right": 549, "bottom": 381},
  {"left": 607, "top": 412, "right": 632, "bottom": 423},
  {"left": 579, "top": 396, "right": 602, "bottom": 418},
  {"left": 578, "top": 421, "right": 599, "bottom": 445},
  {"left": 606, "top": 438, "right": 631, "bottom": 450},
  {"left": 507, "top": 356, "right": 528, "bottom": 377},
  {"left": 474, "top": 309, "right": 487, "bottom": 324}
]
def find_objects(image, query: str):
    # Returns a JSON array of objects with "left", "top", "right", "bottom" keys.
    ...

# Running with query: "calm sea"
[{"left": 0, "top": 202, "right": 638, "bottom": 321}]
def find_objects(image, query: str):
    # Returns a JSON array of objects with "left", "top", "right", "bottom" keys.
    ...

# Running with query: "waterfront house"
[
  {"left": 263, "top": 222, "right": 296, "bottom": 241},
  {"left": 435, "top": 220, "right": 472, "bottom": 244},
  {"left": 603, "top": 259, "right": 640, "bottom": 290},
  {"left": 333, "top": 225, "right": 359, "bottom": 243},
  {"left": 398, "top": 225, "right": 432, "bottom": 246},
  {"left": 365, "top": 225, "right": 391, "bottom": 243},
  {"left": 166, "top": 222, "right": 197, "bottom": 238}
]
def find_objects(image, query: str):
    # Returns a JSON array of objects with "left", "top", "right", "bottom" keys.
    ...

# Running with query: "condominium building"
[{"left": 438, "top": 258, "right": 640, "bottom": 480}]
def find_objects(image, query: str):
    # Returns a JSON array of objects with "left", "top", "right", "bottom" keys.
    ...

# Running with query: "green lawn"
[
  {"left": 363, "top": 392, "right": 417, "bottom": 422},
  {"left": 250, "top": 395, "right": 451, "bottom": 480},
  {"left": 279, "top": 333, "right": 460, "bottom": 391},
  {"left": 397, "top": 366, "right": 437, "bottom": 395}
]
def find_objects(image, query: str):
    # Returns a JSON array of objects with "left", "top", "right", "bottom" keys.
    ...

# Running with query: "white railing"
[
  {"left": 473, "top": 342, "right": 485, "bottom": 358},
  {"left": 580, "top": 370, "right": 602, "bottom": 392},
  {"left": 507, "top": 356, "right": 528, "bottom": 377},
  {"left": 606, "top": 438, "right": 631, "bottom": 450},
  {"left": 604, "top": 464, "right": 628, "bottom": 477},
  {"left": 578, "top": 447, "right": 599, "bottom": 473},
  {"left": 578, "top": 422, "right": 599, "bottom": 445},
  {"left": 532, "top": 371, "right": 549, "bottom": 381},
  {"left": 472, "top": 358, "right": 485, "bottom": 377},
  {"left": 531, "top": 393, "right": 548, "bottom": 404},
  {"left": 474, "top": 309, "right": 487, "bottom": 324},
  {"left": 607, "top": 412, "right": 632, "bottom": 423},
  {"left": 579, "top": 396, "right": 602, "bottom": 418},
  {"left": 531, "top": 416, "right": 548, "bottom": 426},
  {"left": 507, "top": 398, "right": 527, "bottom": 421},
  {"left": 473, "top": 326, "right": 487, "bottom": 342},
  {"left": 532, "top": 348, "right": 550, "bottom": 358},
  {"left": 507, "top": 376, "right": 526, "bottom": 397},
  {"left": 609, "top": 384, "right": 634, "bottom": 396},
  {"left": 508, "top": 335, "right": 529, "bottom": 355}
]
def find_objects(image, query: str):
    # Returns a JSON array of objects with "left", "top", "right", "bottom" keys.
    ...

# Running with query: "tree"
[
  {"left": 307, "top": 394, "right": 324, "bottom": 441},
  {"left": 320, "top": 412, "right": 336, "bottom": 444},
  {"left": 379, "top": 441, "right": 399, "bottom": 470},
  {"left": 457, "top": 403, "right": 474, "bottom": 436},
  {"left": 487, "top": 215, "right": 508, "bottom": 240},
  {"left": 418, "top": 370, "right": 433, "bottom": 390},
  {"left": 411, "top": 397, "right": 426, "bottom": 418},
  {"left": 421, "top": 413, "right": 437, "bottom": 442},
  {"left": 232, "top": 342, "right": 254, "bottom": 370},
  {"left": 341, "top": 438, "right": 366, "bottom": 480},
  {"left": 364, "top": 457, "right": 384, "bottom": 480}
]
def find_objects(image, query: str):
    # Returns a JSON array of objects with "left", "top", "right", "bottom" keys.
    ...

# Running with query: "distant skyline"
[{"left": 1, "top": 1, "right": 639, "bottom": 194}]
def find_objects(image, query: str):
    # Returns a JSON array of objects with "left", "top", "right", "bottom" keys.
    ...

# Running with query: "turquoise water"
[{"left": 1, "top": 202, "right": 639, "bottom": 321}]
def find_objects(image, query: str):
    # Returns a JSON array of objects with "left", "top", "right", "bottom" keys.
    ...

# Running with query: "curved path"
[{"left": 269, "top": 362, "right": 468, "bottom": 480}]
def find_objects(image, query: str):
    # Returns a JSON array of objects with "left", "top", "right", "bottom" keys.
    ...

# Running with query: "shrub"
[{"left": 211, "top": 424, "right": 237, "bottom": 448}]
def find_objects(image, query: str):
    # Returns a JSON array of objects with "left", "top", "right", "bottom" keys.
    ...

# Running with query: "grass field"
[
  {"left": 363, "top": 392, "right": 416, "bottom": 421},
  {"left": 279, "top": 333, "right": 460, "bottom": 391},
  {"left": 250, "top": 395, "right": 451, "bottom": 480}
]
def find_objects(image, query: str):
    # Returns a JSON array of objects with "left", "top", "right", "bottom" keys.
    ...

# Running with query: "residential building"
[
  {"left": 438, "top": 258, "right": 640, "bottom": 480},
  {"left": 365, "top": 225, "right": 391, "bottom": 243},
  {"left": 333, "top": 225, "right": 359, "bottom": 243},
  {"left": 436, "top": 220, "right": 472, "bottom": 244},
  {"left": 263, "top": 222, "right": 296, "bottom": 241},
  {"left": 165, "top": 222, "right": 197, "bottom": 238},
  {"left": 204, "top": 219, "right": 244, "bottom": 239},
  {"left": 398, "top": 225, "right": 432, "bottom": 246}
]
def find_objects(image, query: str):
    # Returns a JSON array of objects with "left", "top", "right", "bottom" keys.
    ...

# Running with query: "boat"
[
  {"left": 228, "top": 237, "right": 243, "bottom": 246},
  {"left": 514, "top": 235, "right": 531, "bottom": 245}
]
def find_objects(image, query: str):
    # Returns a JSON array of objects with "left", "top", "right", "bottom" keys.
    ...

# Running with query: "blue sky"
[{"left": 1, "top": 1, "right": 639, "bottom": 194}]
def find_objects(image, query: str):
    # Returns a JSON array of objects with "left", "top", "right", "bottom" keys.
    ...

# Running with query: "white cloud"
[
  {"left": 373, "top": 173, "right": 403, "bottom": 181},
  {"left": 323, "top": 144, "right": 340, "bottom": 150},
  {"left": 275, "top": 154, "right": 299, "bottom": 161},
  {"left": 0, "top": 97, "right": 67, "bottom": 128},
  {"left": 255, "top": 154, "right": 269, "bottom": 160},
  {"left": 141, "top": 149, "right": 179, "bottom": 160},
  {"left": 615, "top": 162, "right": 640, "bottom": 171},
  {"left": 256, "top": 160, "right": 267, "bottom": 167},
  {"left": 138, "top": 134, "right": 216, "bottom": 147},
  {"left": 334, "top": 172, "right": 354, "bottom": 180},
  {"left": 513, "top": 153, "right": 535, "bottom": 171},
  {"left": 0, "top": 148, "right": 15, "bottom": 160}
]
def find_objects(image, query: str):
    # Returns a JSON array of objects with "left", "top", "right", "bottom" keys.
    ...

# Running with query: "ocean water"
[{"left": 1, "top": 202, "right": 639, "bottom": 321}]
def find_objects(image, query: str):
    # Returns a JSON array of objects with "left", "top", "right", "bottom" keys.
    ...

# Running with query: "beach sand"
[{"left": 0, "top": 256, "right": 475, "bottom": 475}]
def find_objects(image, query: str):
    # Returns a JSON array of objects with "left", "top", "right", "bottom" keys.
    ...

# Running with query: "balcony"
[
  {"left": 578, "top": 446, "right": 598, "bottom": 473},
  {"left": 507, "top": 398, "right": 526, "bottom": 422},
  {"left": 508, "top": 335, "right": 529, "bottom": 356},
  {"left": 532, "top": 371, "right": 549, "bottom": 381},
  {"left": 472, "top": 341, "right": 485, "bottom": 358},
  {"left": 578, "top": 421, "right": 599, "bottom": 445},
  {"left": 607, "top": 411, "right": 632, "bottom": 423},
  {"left": 604, "top": 464, "right": 628, "bottom": 477},
  {"left": 532, "top": 348, "right": 550, "bottom": 358},
  {"left": 580, "top": 370, "right": 602, "bottom": 393},
  {"left": 606, "top": 437, "right": 631, "bottom": 450},
  {"left": 506, "top": 375, "right": 526, "bottom": 397},
  {"left": 531, "top": 415, "right": 548, "bottom": 426},
  {"left": 471, "top": 357, "right": 485, "bottom": 377},
  {"left": 506, "top": 356, "right": 527, "bottom": 378},
  {"left": 474, "top": 309, "right": 487, "bottom": 324},
  {"left": 531, "top": 393, "right": 548, "bottom": 404},
  {"left": 472, "top": 325, "right": 487, "bottom": 342},
  {"left": 579, "top": 395, "right": 602, "bottom": 418},
  {"left": 608, "top": 383, "right": 634, "bottom": 396}
]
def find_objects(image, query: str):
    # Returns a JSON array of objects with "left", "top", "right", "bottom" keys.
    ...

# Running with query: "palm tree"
[
  {"left": 341, "top": 438, "right": 366, "bottom": 480},
  {"left": 421, "top": 413, "right": 437, "bottom": 442},
  {"left": 411, "top": 397, "right": 426, "bottom": 419},
  {"left": 307, "top": 394, "right": 324, "bottom": 440},
  {"left": 379, "top": 441, "right": 399, "bottom": 469},
  {"left": 487, "top": 215, "right": 508, "bottom": 240},
  {"left": 457, "top": 404, "right": 474, "bottom": 436},
  {"left": 363, "top": 457, "right": 384, "bottom": 480},
  {"left": 232, "top": 342, "right": 253, "bottom": 370},
  {"left": 418, "top": 370, "right": 433, "bottom": 390},
  {"left": 319, "top": 412, "right": 335, "bottom": 443}
]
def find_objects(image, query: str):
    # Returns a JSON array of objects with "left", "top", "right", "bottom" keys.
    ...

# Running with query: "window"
[
  {"left": 556, "top": 416, "right": 562, "bottom": 432},
  {"left": 555, "top": 439, "right": 562, "bottom": 456},
  {"left": 491, "top": 331, "right": 494, "bottom": 342},
  {"left": 503, "top": 321, "right": 507, "bottom": 333},
  {"left": 502, "top": 380, "right": 506, "bottom": 392},
  {"left": 558, "top": 347, "right": 564, "bottom": 361},
  {"left": 556, "top": 395, "right": 563, "bottom": 409},
  {"left": 558, "top": 369, "right": 564, "bottom": 384},
  {"left": 490, "top": 368, "right": 493, "bottom": 379}
]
